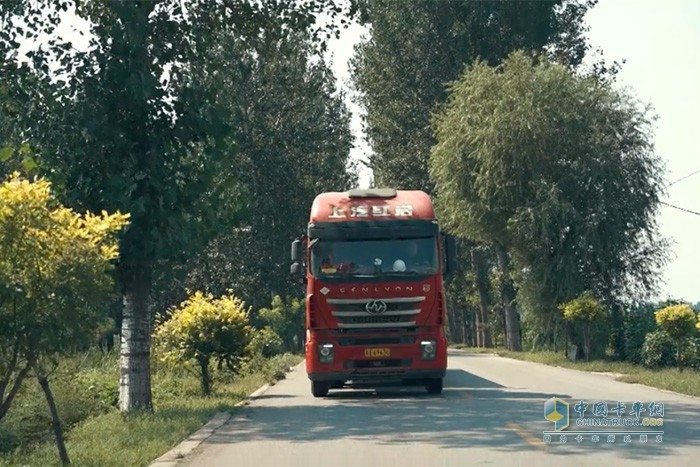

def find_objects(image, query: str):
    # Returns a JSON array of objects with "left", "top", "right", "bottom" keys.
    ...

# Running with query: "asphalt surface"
[{"left": 181, "top": 350, "right": 700, "bottom": 466}]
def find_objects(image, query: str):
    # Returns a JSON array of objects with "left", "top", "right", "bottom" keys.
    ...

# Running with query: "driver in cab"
[{"left": 393, "top": 240, "right": 430, "bottom": 272}]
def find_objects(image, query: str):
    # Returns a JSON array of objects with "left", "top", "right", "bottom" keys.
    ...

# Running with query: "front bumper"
[{"left": 309, "top": 368, "right": 445, "bottom": 387}]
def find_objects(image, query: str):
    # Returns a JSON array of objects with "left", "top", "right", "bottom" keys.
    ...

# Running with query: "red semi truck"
[{"left": 290, "top": 188, "right": 456, "bottom": 397}]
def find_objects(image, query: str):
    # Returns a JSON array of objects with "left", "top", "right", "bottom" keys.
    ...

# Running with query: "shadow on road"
[{"left": 202, "top": 367, "right": 700, "bottom": 461}]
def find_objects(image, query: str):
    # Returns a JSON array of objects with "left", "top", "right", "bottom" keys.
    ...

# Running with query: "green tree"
[
  {"left": 184, "top": 32, "right": 355, "bottom": 311},
  {"left": 154, "top": 291, "right": 253, "bottom": 396},
  {"left": 351, "top": 0, "right": 594, "bottom": 193},
  {"left": 1, "top": 0, "right": 358, "bottom": 412},
  {"left": 0, "top": 173, "right": 128, "bottom": 464},
  {"left": 623, "top": 303, "right": 657, "bottom": 364},
  {"left": 654, "top": 304, "right": 697, "bottom": 371},
  {"left": 257, "top": 296, "right": 305, "bottom": 353},
  {"left": 430, "top": 52, "right": 667, "bottom": 352}
]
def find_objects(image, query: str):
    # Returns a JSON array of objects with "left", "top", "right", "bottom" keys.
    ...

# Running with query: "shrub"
[
  {"left": 680, "top": 337, "right": 700, "bottom": 371},
  {"left": 257, "top": 296, "right": 305, "bottom": 353},
  {"left": 247, "top": 327, "right": 283, "bottom": 359},
  {"left": 654, "top": 304, "right": 697, "bottom": 371},
  {"left": 641, "top": 330, "right": 676, "bottom": 368},
  {"left": 154, "top": 291, "right": 253, "bottom": 395},
  {"left": 623, "top": 305, "right": 657, "bottom": 364}
]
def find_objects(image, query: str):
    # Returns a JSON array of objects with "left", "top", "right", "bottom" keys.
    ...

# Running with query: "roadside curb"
[
  {"left": 149, "top": 411, "right": 235, "bottom": 467},
  {"left": 148, "top": 379, "right": 277, "bottom": 466}
]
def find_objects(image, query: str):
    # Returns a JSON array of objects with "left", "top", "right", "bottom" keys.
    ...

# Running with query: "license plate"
[{"left": 364, "top": 347, "right": 391, "bottom": 358}]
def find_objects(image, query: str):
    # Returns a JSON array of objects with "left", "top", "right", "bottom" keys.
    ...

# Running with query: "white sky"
[{"left": 327, "top": 0, "right": 700, "bottom": 303}]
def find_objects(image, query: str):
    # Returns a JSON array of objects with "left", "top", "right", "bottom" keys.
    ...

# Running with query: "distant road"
[{"left": 181, "top": 350, "right": 700, "bottom": 466}]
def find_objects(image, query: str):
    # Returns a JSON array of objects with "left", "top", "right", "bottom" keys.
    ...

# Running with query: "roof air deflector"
[{"left": 348, "top": 188, "right": 397, "bottom": 199}]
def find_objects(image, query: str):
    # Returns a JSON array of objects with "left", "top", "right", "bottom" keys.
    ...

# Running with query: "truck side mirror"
[
  {"left": 443, "top": 234, "right": 457, "bottom": 278},
  {"left": 291, "top": 239, "right": 301, "bottom": 262},
  {"left": 290, "top": 262, "right": 306, "bottom": 284}
]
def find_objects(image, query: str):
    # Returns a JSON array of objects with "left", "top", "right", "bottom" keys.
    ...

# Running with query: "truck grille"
[{"left": 327, "top": 296, "right": 424, "bottom": 329}]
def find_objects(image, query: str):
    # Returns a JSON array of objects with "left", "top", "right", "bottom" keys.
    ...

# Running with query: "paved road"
[{"left": 182, "top": 350, "right": 700, "bottom": 466}]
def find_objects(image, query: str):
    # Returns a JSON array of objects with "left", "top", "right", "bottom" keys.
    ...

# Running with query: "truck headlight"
[
  {"left": 420, "top": 340, "right": 437, "bottom": 360},
  {"left": 318, "top": 343, "right": 334, "bottom": 363}
]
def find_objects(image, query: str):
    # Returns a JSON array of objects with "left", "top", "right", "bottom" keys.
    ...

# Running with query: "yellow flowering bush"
[
  {"left": 654, "top": 304, "right": 697, "bottom": 371},
  {"left": 0, "top": 172, "right": 129, "bottom": 420},
  {"left": 560, "top": 292, "right": 607, "bottom": 361},
  {"left": 655, "top": 304, "right": 696, "bottom": 341},
  {"left": 154, "top": 291, "right": 253, "bottom": 395}
]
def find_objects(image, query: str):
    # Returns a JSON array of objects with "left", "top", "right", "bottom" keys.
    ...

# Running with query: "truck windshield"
[{"left": 310, "top": 237, "right": 439, "bottom": 278}]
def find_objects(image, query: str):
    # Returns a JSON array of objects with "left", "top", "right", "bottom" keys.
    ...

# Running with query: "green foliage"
[
  {"left": 0, "top": 350, "right": 118, "bottom": 455},
  {"left": 683, "top": 338, "right": 700, "bottom": 371},
  {"left": 154, "top": 291, "right": 253, "bottom": 395},
  {"left": 623, "top": 304, "right": 657, "bottom": 364},
  {"left": 257, "top": 296, "right": 305, "bottom": 353},
  {"left": 0, "top": 349, "right": 300, "bottom": 465},
  {"left": 1, "top": 0, "right": 360, "bottom": 414},
  {"left": 352, "top": 0, "right": 594, "bottom": 192},
  {"left": 247, "top": 327, "right": 284, "bottom": 359},
  {"left": 641, "top": 330, "right": 678, "bottom": 369},
  {"left": 431, "top": 51, "right": 667, "bottom": 322},
  {"left": 183, "top": 32, "right": 355, "bottom": 311}
]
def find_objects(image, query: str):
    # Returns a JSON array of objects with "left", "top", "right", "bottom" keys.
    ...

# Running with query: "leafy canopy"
[
  {"left": 655, "top": 304, "right": 697, "bottom": 341},
  {"left": 430, "top": 51, "right": 666, "bottom": 307},
  {"left": 0, "top": 172, "right": 129, "bottom": 351},
  {"left": 560, "top": 292, "right": 606, "bottom": 323}
]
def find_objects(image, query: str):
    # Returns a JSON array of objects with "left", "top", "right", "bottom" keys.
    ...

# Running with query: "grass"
[
  {"left": 0, "top": 351, "right": 302, "bottom": 467},
  {"left": 451, "top": 345, "right": 700, "bottom": 398}
]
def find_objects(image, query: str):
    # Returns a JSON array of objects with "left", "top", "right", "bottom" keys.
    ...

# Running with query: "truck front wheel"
[
  {"left": 311, "top": 381, "right": 330, "bottom": 398},
  {"left": 425, "top": 378, "right": 443, "bottom": 395}
]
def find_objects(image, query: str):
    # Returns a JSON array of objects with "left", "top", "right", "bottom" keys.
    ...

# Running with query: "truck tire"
[
  {"left": 425, "top": 378, "right": 443, "bottom": 395},
  {"left": 311, "top": 381, "right": 330, "bottom": 397}
]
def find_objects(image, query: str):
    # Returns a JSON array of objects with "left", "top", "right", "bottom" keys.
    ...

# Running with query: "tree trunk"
[
  {"left": 461, "top": 309, "right": 469, "bottom": 345},
  {"left": 473, "top": 305, "right": 482, "bottom": 347},
  {"left": 36, "top": 368, "right": 70, "bottom": 465},
  {"left": 118, "top": 268, "right": 153, "bottom": 412},
  {"left": 583, "top": 326, "right": 591, "bottom": 362},
  {"left": 677, "top": 340, "right": 683, "bottom": 373},
  {"left": 198, "top": 356, "right": 211, "bottom": 395},
  {"left": 471, "top": 247, "right": 493, "bottom": 348},
  {"left": 0, "top": 362, "right": 31, "bottom": 421},
  {"left": 494, "top": 243, "right": 522, "bottom": 351},
  {"left": 450, "top": 294, "right": 461, "bottom": 344}
]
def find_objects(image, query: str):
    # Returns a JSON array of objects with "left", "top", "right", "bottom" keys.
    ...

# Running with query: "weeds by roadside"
[{"left": 0, "top": 351, "right": 301, "bottom": 467}]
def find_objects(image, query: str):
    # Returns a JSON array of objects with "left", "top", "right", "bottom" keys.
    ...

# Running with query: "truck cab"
[{"left": 291, "top": 188, "right": 456, "bottom": 397}]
